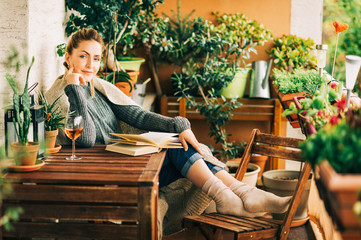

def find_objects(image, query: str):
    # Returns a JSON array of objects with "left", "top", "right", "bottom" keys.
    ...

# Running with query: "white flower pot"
[
  {"left": 262, "top": 170, "right": 312, "bottom": 220},
  {"left": 226, "top": 161, "right": 260, "bottom": 187}
]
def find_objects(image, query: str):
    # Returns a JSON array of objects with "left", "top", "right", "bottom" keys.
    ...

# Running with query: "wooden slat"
[
  {"left": 255, "top": 132, "right": 303, "bottom": 148},
  {"left": 161, "top": 97, "right": 277, "bottom": 122},
  {"left": 184, "top": 215, "right": 252, "bottom": 232},
  {"left": 204, "top": 214, "right": 276, "bottom": 230},
  {"left": 3, "top": 185, "right": 138, "bottom": 203},
  {"left": 138, "top": 185, "right": 157, "bottom": 240},
  {"left": 4, "top": 171, "right": 142, "bottom": 185},
  {"left": 236, "top": 228, "right": 279, "bottom": 240},
  {"left": 3, "top": 222, "right": 138, "bottom": 239},
  {"left": 280, "top": 162, "right": 312, "bottom": 240},
  {"left": 3, "top": 203, "right": 138, "bottom": 222},
  {"left": 252, "top": 145, "right": 302, "bottom": 162},
  {"left": 42, "top": 164, "right": 145, "bottom": 173}
]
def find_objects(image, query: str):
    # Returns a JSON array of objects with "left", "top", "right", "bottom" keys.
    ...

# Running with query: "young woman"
[{"left": 46, "top": 28, "right": 291, "bottom": 219}]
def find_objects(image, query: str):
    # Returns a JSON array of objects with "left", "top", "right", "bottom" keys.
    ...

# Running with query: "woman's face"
[{"left": 65, "top": 40, "right": 102, "bottom": 83}]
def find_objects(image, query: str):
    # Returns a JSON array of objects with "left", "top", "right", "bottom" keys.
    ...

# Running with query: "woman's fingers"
[
  {"left": 180, "top": 137, "right": 189, "bottom": 151},
  {"left": 179, "top": 129, "right": 203, "bottom": 155},
  {"left": 79, "top": 75, "right": 86, "bottom": 86}
]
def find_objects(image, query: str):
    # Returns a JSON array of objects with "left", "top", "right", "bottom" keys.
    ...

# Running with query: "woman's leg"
[
  {"left": 162, "top": 147, "right": 290, "bottom": 216},
  {"left": 214, "top": 170, "right": 292, "bottom": 213},
  {"left": 162, "top": 147, "right": 264, "bottom": 217}
]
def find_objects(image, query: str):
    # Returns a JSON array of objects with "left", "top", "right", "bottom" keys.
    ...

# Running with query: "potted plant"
[
  {"left": 5, "top": 51, "right": 39, "bottom": 166},
  {"left": 282, "top": 82, "right": 342, "bottom": 135},
  {"left": 300, "top": 107, "right": 361, "bottom": 232},
  {"left": 38, "top": 91, "right": 65, "bottom": 152},
  {"left": 267, "top": 34, "right": 317, "bottom": 73},
  {"left": 173, "top": 57, "right": 242, "bottom": 162},
  {"left": 213, "top": 12, "right": 273, "bottom": 98},
  {"left": 272, "top": 68, "right": 329, "bottom": 127},
  {"left": 262, "top": 169, "right": 313, "bottom": 221},
  {"left": 267, "top": 34, "right": 318, "bottom": 127}
]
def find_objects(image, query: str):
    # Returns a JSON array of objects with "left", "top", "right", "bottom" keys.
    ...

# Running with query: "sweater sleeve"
[
  {"left": 110, "top": 104, "right": 191, "bottom": 133},
  {"left": 64, "top": 84, "right": 96, "bottom": 147}
]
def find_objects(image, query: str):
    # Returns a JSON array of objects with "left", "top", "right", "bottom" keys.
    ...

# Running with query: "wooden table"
[{"left": 1, "top": 145, "right": 166, "bottom": 240}]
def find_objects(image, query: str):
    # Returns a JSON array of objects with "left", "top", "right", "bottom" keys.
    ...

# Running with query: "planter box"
[
  {"left": 315, "top": 161, "right": 361, "bottom": 238},
  {"left": 274, "top": 86, "right": 305, "bottom": 128},
  {"left": 293, "top": 96, "right": 317, "bottom": 136}
]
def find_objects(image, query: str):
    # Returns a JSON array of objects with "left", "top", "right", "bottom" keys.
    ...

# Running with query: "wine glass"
[{"left": 64, "top": 112, "right": 84, "bottom": 160}]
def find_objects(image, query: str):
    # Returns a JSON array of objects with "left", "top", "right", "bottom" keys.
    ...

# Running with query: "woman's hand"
[
  {"left": 179, "top": 129, "right": 203, "bottom": 155},
  {"left": 65, "top": 65, "right": 86, "bottom": 86}
]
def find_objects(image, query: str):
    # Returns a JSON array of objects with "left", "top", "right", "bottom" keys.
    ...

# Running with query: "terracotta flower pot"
[
  {"left": 10, "top": 142, "right": 40, "bottom": 166},
  {"left": 45, "top": 129, "right": 59, "bottom": 149},
  {"left": 115, "top": 70, "right": 139, "bottom": 96},
  {"left": 250, "top": 154, "right": 268, "bottom": 177}
]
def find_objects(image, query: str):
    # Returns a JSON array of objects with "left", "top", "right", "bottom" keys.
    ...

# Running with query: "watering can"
[{"left": 249, "top": 60, "right": 273, "bottom": 99}]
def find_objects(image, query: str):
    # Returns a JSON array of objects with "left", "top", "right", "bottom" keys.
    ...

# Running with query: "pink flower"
[
  {"left": 335, "top": 98, "right": 347, "bottom": 112},
  {"left": 329, "top": 115, "right": 340, "bottom": 125},
  {"left": 330, "top": 82, "right": 338, "bottom": 90}
]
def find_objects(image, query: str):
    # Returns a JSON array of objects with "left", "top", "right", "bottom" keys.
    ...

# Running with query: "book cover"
[{"left": 105, "top": 143, "right": 160, "bottom": 156}]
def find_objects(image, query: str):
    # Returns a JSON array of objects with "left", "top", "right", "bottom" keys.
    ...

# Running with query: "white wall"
[
  {"left": 0, "top": 0, "right": 65, "bottom": 143},
  {"left": 28, "top": 0, "right": 66, "bottom": 92},
  {"left": 291, "top": 0, "right": 323, "bottom": 45}
]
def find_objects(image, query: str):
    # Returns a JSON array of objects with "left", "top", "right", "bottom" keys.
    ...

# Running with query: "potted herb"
[
  {"left": 5, "top": 50, "right": 38, "bottom": 166},
  {"left": 272, "top": 68, "right": 328, "bottom": 127},
  {"left": 282, "top": 82, "right": 342, "bottom": 135},
  {"left": 213, "top": 12, "right": 273, "bottom": 98},
  {"left": 38, "top": 91, "right": 65, "bottom": 152}
]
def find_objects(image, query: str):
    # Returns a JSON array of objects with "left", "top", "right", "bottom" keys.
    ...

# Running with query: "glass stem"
[{"left": 72, "top": 139, "right": 75, "bottom": 158}]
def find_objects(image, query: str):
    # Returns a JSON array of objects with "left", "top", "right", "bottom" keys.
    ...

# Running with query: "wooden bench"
[{"left": 1, "top": 145, "right": 166, "bottom": 239}]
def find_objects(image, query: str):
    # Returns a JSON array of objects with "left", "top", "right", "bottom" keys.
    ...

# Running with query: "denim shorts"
[{"left": 158, "top": 145, "right": 223, "bottom": 188}]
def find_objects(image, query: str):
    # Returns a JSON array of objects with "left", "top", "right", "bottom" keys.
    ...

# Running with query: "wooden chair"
[{"left": 182, "top": 129, "right": 312, "bottom": 240}]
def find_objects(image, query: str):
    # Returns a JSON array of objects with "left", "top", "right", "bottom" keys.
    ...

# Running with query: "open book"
[{"left": 105, "top": 132, "right": 182, "bottom": 156}]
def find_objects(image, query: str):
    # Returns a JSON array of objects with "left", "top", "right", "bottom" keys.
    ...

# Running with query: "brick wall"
[{"left": 0, "top": 0, "right": 66, "bottom": 144}]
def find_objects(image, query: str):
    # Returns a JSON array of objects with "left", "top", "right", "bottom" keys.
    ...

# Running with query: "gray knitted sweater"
[{"left": 63, "top": 84, "right": 190, "bottom": 147}]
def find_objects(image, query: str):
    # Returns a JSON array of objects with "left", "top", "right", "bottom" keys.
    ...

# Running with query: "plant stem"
[{"left": 331, "top": 33, "right": 339, "bottom": 80}]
